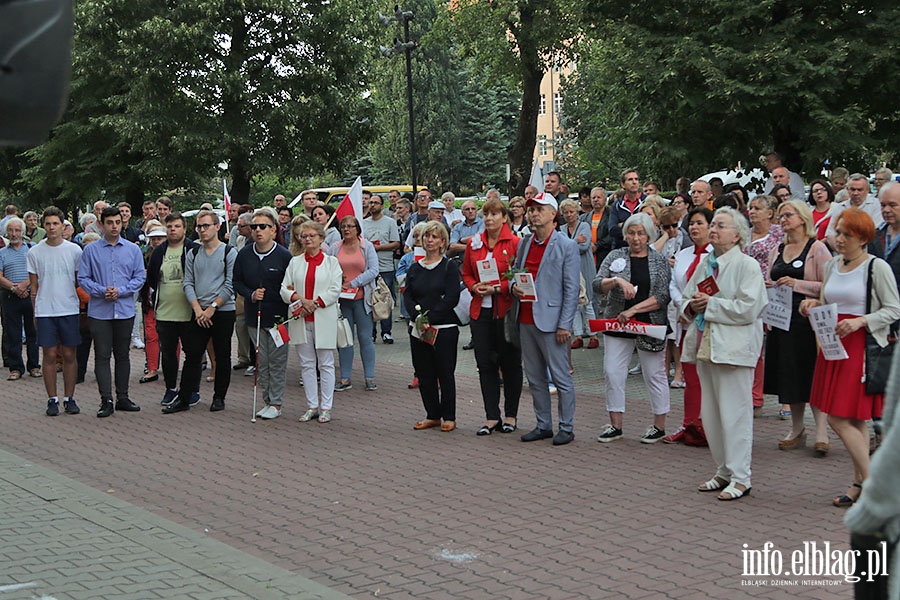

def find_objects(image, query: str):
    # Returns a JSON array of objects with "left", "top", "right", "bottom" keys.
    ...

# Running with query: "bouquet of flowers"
[{"left": 414, "top": 304, "right": 438, "bottom": 346}]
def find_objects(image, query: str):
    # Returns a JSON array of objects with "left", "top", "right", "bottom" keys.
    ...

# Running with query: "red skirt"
[{"left": 809, "top": 317, "right": 883, "bottom": 420}]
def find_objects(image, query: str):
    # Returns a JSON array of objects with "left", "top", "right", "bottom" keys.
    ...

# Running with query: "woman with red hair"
[{"left": 800, "top": 208, "right": 900, "bottom": 507}]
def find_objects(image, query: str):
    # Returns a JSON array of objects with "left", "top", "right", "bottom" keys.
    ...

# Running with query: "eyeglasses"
[
  {"left": 248, "top": 223, "right": 273, "bottom": 230},
  {"left": 662, "top": 223, "right": 679, "bottom": 229},
  {"left": 777, "top": 212, "right": 796, "bottom": 220},
  {"left": 811, "top": 188, "right": 827, "bottom": 194},
  {"left": 196, "top": 223, "right": 216, "bottom": 230},
  {"left": 340, "top": 225, "right": 357, "bottom": 231},
  {"left": 299, "top": 233, "right": 320, "bottom": 240},
  {"left": 776, "top": 194, "right": 791, "bottom": 200}
]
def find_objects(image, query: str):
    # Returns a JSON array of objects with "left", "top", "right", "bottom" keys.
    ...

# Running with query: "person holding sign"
[
  {"left": 329, "top": 216, "right": 379, "bottom": 392},
  {"left": 799, "top": 208, "right": 900, "bottom": 508},
  {"left": 404, "top": 222, "right": 462, "bottom": 432},
  {"left": 765, "top": 200, "right": 832, "bottom": 453},
  {"left": 595, "top": 213, "right": 672, "bottom": 444},
  {"left": 512, "top": 193, "right": 580, "bottom": 446},
  {"left": 680, "top": 207, "right": 768, "bottom": 501},
  {"left": 280, "top": 221, "right": 342, "bottom": 423},
  {"left": 461, "top": 197, "right": 522, "bottom": 435}
]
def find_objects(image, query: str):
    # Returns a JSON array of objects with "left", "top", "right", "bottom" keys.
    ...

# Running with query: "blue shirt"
[
  {"left": 0, "top": 243, "right": 31, "bottom": 284},
  {"left": 450, "top": 218, "right": 484, "bottom": 245},
  {"left": 78, "top": 237, "right": 146, "bottom": 320}
]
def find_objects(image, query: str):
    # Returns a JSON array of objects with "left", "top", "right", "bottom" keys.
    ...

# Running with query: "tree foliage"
[
  {"left": 565, "top": 0, "right": 900, "bottom": 185},
  {"left": 366, "top": 1, "right": 519, "bottom": 194},
  {"left": 448, "top": 0, "right": 583, "bottom": 195},
  {"left": 13, "top": 0, "right": 376, "bottom": 208}
]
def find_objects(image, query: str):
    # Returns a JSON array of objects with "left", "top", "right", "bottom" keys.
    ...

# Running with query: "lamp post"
[{"left": 379, "top": 6, "right": 418, "bottom": 193}]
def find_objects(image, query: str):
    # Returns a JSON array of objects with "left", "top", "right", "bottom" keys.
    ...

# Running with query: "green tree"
[
  {"left": 15, "top": 0, "right": 377, "bottom": 209},
  {"left": 566, "top": 0, "right": 900, "bottom": 184},
  {"left": 367, "top": 1, "right": 518, "bottom": 193},
  {"left": 448, "top": 0, "right": 582, "bottom": 195}
]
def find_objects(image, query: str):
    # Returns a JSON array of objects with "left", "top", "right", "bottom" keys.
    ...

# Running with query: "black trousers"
[
  {"left": 177, "top": 311, "right": 235, "bottom": 403},
  {"left": 410, "top": 326, "right": 458, "bottom": 421},
  {"left": 1, "top": 292, "right": 38, "bottom": 373},
  {"left": 156, "top": 320, "right": 186, "bottom": 390},
  {"left": 471, "top": 307, "right": 522, "bottom": 421}
]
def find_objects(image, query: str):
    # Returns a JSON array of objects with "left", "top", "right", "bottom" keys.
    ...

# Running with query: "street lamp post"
[{"left": 379, "top": 6, "right": 418, "bottom": 194}]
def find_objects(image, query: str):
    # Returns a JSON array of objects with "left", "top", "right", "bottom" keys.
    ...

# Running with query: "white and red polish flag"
[
  {"left": 269, "top": 322, "right": 290, "bottom": 347},
  {"left": 223, "top": 179, "right": 231, "bottom": 213},
  {"left": 334, "top": 176, "right": 364, "bottom": 222}
]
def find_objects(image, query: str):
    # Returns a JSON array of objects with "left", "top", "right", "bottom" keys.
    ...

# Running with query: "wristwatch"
[{"left": 210, "top": 302, "right": 218, "bottom": 310}]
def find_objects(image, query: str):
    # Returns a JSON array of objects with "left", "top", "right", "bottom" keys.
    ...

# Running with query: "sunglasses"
[
  {"left": 248, "top": 223, "right": 273, "bottom": 230},
  {"left": 662, "top": 223, "right": 679, "bottom": 229}
]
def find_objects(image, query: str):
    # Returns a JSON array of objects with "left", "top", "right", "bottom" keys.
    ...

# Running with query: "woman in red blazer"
[{"left": 461, "top": 196, "right": 523, "bottom": 435}]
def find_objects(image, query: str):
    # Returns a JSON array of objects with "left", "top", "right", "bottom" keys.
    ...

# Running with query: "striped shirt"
[{"left": 0, "top": 243, "right": 31, "bottom": 284}]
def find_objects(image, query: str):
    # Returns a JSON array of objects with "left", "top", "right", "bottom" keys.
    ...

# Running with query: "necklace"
[{"left": 842, "top": 252, "right": 865, "bottom": 266}]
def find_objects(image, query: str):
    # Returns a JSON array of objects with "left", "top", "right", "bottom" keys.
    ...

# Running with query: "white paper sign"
[
  {"left": 808, "top": 304, "right": 849, "bottom": 361},
  {"left": 763, "top": 285, "right": 792, "bottom": 332},
  {"left": 476, "top": 258, "right": 500, "bottom": 285},
  {"left": 515, "top": 272, "right": 538, "bottom": 302}
]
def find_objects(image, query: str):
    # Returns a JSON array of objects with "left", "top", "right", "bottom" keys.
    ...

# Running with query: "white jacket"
[
  {"left": 279, "top": 253, "right": 342, "bottom": 349},
  {"left": 679, "top": 245, "right": 768, "bottom": 367}
]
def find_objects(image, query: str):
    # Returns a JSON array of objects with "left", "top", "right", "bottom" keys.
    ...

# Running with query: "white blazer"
[{"left": 280, "top": 253, "right": 343, "bottom": 349}]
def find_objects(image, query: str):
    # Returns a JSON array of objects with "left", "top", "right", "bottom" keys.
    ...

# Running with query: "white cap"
[
  {"left": 526, "top": 192, "right": 558, "bottom": 210},
  {"left": 427, "top": 201, "right": 446, "bottom": 211}
]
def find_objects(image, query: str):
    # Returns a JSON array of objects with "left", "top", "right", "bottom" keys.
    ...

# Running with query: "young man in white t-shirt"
[{"left": 27, "top": 206, "right": 84, "bottom": 416}]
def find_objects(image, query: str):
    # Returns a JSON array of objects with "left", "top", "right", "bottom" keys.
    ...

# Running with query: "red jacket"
[{"left": 461, "top": 223, "right": 520, "bottom": 319}]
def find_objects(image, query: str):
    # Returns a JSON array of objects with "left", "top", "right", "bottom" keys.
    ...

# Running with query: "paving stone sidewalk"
[
  {"left": 0, "top": 448, "right": 349, "bottom": 599},
  {"left": 0, "top": 325, "right": 860, "bottom": 599}
]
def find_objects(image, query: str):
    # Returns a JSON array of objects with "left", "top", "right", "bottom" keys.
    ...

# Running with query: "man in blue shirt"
[
  {"left": 0, "top": 217, "right": 38, "bottom": 381},
  {"left": 78, "top": 206, "right": 147, "bottom": 418},
  {"left": 448, "top": 200, "right": 484, "bottom": 259}
]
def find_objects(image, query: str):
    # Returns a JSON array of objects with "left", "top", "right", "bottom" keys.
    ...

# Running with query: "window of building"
[
  {"left": 539, "top": 94, "right": 546, "bottom": 116},
  {"left": 554, "top": 92, "right": 562, "bottom": 114},
  {"left": 538, "top": 135, "right": 547, "bottom": 156}
]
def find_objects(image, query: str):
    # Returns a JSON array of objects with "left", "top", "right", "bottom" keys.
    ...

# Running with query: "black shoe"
[
  {"left": 210, "top": 397, "right": 225, "bottom": 412},
  {"left": 520, "top": 427, "right": 553, "bottom": 442},
  {"left": 46, "top": 399, "right": 60, "bottom": 417},
  {"left": 462, "top": 341, "right": 474, "bottom": 350},
  {"left": 115, "top": 399, "right": 141, "bottom": 412},
  {"left": 382, "top": 333, "right": 394, "bottom": 344},
  {"left": 232, "top": 363, "right": 250, "bottom": 371},
  {"left": 97, "top": 399, "right": 114, "bottom": 418},
  {"left": 189, "top": 391, "right": 201, "bottom": 407},
  {"left": 161, "top": 399, "right": 189, "bottom": 414},
  {"left": 553, "top": 430, "right": 575, "bottom": 446},
  {"left": 160, "top": 388, "right": 179, "bottom": 405},
  {"left": 63, "top": 398, "right": 80, "bottom": 415},
  {"left": 138, "top": 374, "right": 158, "bottom": 383}
]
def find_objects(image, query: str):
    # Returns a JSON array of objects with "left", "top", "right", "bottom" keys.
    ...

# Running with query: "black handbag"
[{"left": 864, "top": 259, "right": 897, "bottom": 395}]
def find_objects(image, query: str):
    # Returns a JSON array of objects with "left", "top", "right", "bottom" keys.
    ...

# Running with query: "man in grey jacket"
[{"left": 163, "top": 210, "right": 236, "bottom": 414}]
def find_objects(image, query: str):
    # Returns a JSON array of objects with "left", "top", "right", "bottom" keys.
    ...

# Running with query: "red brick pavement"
[{"left": 0, "top": 337, "right": 859, "bottom": 599}]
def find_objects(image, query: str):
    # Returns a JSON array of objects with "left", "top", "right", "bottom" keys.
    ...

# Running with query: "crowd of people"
[{"left": 1, "top": 159, "right": 898, "bottom": 519}]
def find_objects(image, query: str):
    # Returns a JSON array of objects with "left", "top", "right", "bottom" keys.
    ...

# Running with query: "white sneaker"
[
  {"left": 255, "top": 404, "right": 270, "bottom": 418},
  {"left": 131, "top": 338, "right": 145, "bottom": 349},
  {"left": 244, "top": 366, "right": 256, "bottom": 376},
  {"left": 260, "top": 405, "right": 281, "bottom": 420},
  {"left": 628, "top": 364, "right": 642, "bottom": 375}
]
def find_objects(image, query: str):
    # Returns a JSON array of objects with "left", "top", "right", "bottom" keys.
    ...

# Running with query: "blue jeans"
[{"left": 338, "top": 299, "right": 376, "bottom": 381}]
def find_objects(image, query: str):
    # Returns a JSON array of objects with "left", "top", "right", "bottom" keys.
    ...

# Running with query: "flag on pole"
[
  {"left": 529, "top": 160, "right": 544, "bottom": 193},
  {"left": 334, "top": 176, "right": 363, "bottom": 222},
  {"left": 223, "top": 179, "right": 231, "bottom": 213},
  {"left": 270, "top": 322, "right": 290, "bottom": 348}
]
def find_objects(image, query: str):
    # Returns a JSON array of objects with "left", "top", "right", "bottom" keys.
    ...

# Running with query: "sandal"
[
  {"left": 698, "top": 476, "right": 729, "bottom": 492},
  {"left": 833, "top": 483, "right": 862, "bottom": 508},
  {"left": 718, "top": 482, "right": 751, "bottom": 501},
  {"left": 669, "top": 380, "right": 685, "bottom": 388},
  {"left": 7, "top": 371, "right": 21, "bottom": 381}
]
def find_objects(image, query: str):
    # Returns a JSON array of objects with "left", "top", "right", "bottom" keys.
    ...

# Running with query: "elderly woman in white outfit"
[
  {"left": 680, "top": 207, "right": 768, "bottom": 501},
  {"left": 280, "top": 221, "right": 342, "bottom": 423}
]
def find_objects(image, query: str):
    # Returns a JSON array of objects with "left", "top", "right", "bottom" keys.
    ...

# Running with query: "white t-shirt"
[{"left": 26, "top": 240, "right": 83, "bottom": 317}]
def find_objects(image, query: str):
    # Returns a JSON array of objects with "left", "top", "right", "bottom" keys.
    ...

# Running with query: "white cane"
[{"left": 251, "top": 308, "right": 261, "bottom": 423}]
